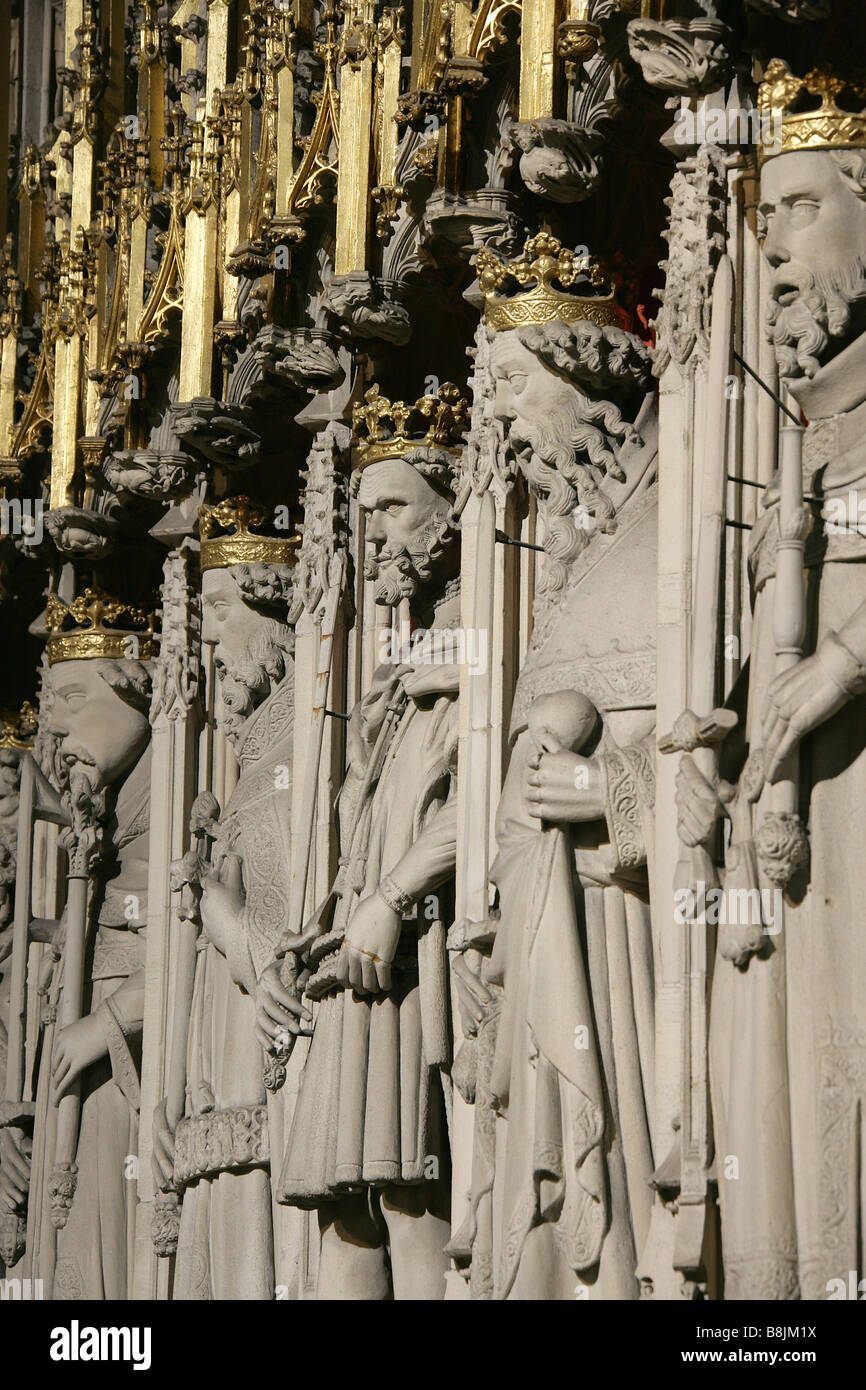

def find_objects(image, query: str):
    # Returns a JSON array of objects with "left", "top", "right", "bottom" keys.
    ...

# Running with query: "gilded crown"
[
  {"left": 477, "top": 232, "right": 630, "bottom": 333},
  {"left": 757, "top": 61, "right": 866, "bottom": 163},
  {"left": 46, "top": 588, "right": 155, "bottom": 665},
  {"left": 198, "top": 496, "right": 301, "bottom": 572},
  {"left": 351, "top": 383, "right": 469, "bottom": 471}
]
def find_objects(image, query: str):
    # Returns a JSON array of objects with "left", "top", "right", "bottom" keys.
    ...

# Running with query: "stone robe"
[
  {"left": 36, "top": 748, "right": 150, "bottom": 1300},
  {"left": 460, "top": 446, "right": 658, "bottom": 1300},
  {"left": 712, "top": 396, "right": 866, "bottom": 1300},
  {"left": 277, "top": 665, "right": 458, "bottom": 1207},
  {"left": 174, "top": 678, "right": 294, "bottom": 1300}
]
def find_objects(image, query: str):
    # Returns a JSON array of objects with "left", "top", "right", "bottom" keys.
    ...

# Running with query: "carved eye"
[
  {"left": 756, "top": 209, "right": 768, "bottom": 241},
  {"left": 789, "top": 199, "right": 819, "bottom": 228},
  {"left": 508, "top": 373, "right": 528, "bottom": 395},
  {"left": 386, "top": 502, "right": 405, "bottom": 516}
]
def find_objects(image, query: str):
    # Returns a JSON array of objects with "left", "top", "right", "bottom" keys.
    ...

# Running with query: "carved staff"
[
  {"left": 755, "top": 422, "right": 809, "bottom": 886},
  {"left": 264, "top": 551, "right": 347, "bottom": 1091},
  {"left": 152, "top": 791, "right": 219, "bottom": 1255},
  {"left": 48, "top": 769, "right": 102, "bottom": 1229},
  {"left": 0, "top": 754, "right": 69, "bottom": 1264},
  {"left": 659, "top": 253, "right": 734, "bottom": 1287}
]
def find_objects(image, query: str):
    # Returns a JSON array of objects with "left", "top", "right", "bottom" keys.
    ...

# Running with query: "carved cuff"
[
  {"left": 96, "top": 997, "right": 141, "bottom": 1112},
  {"left": 598, "top": 749, "right": 647, "bottom": 872},
  {"left": 816, "top": 632, "right": 866, "bottom": 698},
  {"left": 377, "top": 875, "right": 415, "bottom": 916}
]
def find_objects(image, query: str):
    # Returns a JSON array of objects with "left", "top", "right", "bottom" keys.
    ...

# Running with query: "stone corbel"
[
  {"left": 322, "top": 270, "right": 411, "bottom": 346},
  {"left": 511, "top": 117, "right": 605, "bottom": 203},
  {"left": 44, "top": 506, "right": 122, "bottom": 561},
  {"left": 103, "top": 449, "right": 198, "bottom": 504},
  {"left": 170, "top": 396, "right": 262, "bottom": 471},
  {"left": 627, "top": 10, "right": 732, "bottom": 96},
  {"left": 253, "top": 326, "right": 345, "bottom": 396}
]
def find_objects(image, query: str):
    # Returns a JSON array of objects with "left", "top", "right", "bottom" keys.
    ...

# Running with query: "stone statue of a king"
[
  {"left": 454, "top": 234, "right": 660, "bottom": 1299},
  {"left": 259, "top": 384, "right": 468, "bottom": 1299}
]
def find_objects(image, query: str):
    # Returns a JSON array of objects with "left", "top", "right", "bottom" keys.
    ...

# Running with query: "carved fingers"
[
  {"left": 0, "top": 1126, "right": 32, "bottom": 1211},
  {"left": 524, "top": 743, "right": 605, "bottom": 823},
  {"left": 254, "top": 960, "right": 313, "bottom": 1054},
  {"left": 452, "top": 955, "right": 493, "bottom": 1037},
  {"left": 151, "top": 1098, "right": 176, "bottom": 1191},
  {"left": 51, "top": 1013, "right": 108, "bottom": 1101},
  {"left": 675, "top": 755, "right": 726, "bottom": 847},
  {"left": 761, "top": 652, "right": 848, "bottom": 782},
  {"left": 335, "top": 893, "right": 402, "bottom": 995}
]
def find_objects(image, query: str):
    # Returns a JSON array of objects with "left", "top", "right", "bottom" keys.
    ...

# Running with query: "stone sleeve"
[{"left": 597, "top": 735, "right": 656, "bottom": 873}]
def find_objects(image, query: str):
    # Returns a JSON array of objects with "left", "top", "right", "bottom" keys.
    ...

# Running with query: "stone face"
[{"left": 2, "top": 0, "right": 866, "bottom": 1307}]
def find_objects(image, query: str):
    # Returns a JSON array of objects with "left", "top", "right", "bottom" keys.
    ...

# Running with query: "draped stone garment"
[
  {"left": 174, "top": 679, "right": 294, "bottom": 1300},
  {"left": 277, "top": 668, "right": 458, "bottom": 1207},
  {"left": 458, "top": 454, "right": 659, "bottom": 1299},
  {"left": 38, "top": 748, "right": 150, "bottom": 1300},
  {"left": 712, "top": 400, "right": 866, "bottom": 1301}
]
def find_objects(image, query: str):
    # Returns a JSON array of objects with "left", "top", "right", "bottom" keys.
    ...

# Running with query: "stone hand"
[
  {"left": 0, "top": 1126, "right": 32, "bottom": 1212},
  {"left": 350, "top": 666, "right": 408, "bottom": 761},
  {"left": 524, "top": 733, "right": 605, "bottom": 823},
  {"left": 52, "top": 1012, "right": 108, "bottom": 1101},
  {"left": 198, "top": 871, "right": 245, "bottom": 957},
  {"left": 152, "top": 1097, "right": 176, "bottom": 1190},
  {"left": 452, "top": 955, "right": 493, "bottom": 1038},
  {"left": 675, "top": 755, "right": 727, "bottom": 847},
  {"left": 761, "top": 649, "right": 849, "bottom": 783},
  {"left": 336, "top": 892, "right": 402, "bottom": 995},
  {"left": 254, "top": 959, "right": 313, "bottom": 1055}
]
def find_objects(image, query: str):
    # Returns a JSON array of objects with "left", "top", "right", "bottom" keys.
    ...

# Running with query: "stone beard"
[
  {"left": 763, "top": 149, "right": 866, "bottom": 381},
  {"left": 354, "top": 447, "right": 459, "bottom": 611},
  {"left": 488, "top": 319, "right": 651, "bottom": 591}
]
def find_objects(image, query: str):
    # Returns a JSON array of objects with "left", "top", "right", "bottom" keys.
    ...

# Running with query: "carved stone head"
[
  {"left": 760, "top": 149, "right": 866, "bottom": 386},
  {"left": 355, "top": 452, "right": 459, "bottom": 612},
  {"left": 488, "top": 320, "right": 651, "bottom": 589},
  {"left": 46, "top": 658, "right": 152, "bottom": 792},
  {"left": 202, "top": 563, "right": 295, "bottom": 740}
]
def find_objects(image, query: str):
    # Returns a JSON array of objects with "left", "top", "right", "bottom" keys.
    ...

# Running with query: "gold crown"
[
  {"left": 46, "top": 588, "right": 156, "bottom": 665},
  {"left": 198, "top": 496, "right": 301, "bottom": 572},
  {"left": 0, "top": 702, "right": 37, "bottom": 749},
  {"left": 477, "top": 232, "right": 630, "bottom": 333},
  {"left": 351, "top": 383, "right": 469, "bottom": 471},
  {"left": 757, "top": 61, "right": 866, "bottom": 163}
]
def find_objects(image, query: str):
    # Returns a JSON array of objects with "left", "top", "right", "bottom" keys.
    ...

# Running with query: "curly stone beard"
[
  {"left": 364, "top": 513, "right": 457, "bottom": 607},
  {"left": 507, "top": 392, "right": 639, "bottom": 593},
  {"left": 766, "top": 253, "right": 866, "bottom": 381},
  {"left": 216, "top": 619, "right": 292, "bottom": 739}
]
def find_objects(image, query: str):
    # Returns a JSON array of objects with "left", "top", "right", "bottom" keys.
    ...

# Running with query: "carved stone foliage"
[
  {"left": 652, "top": 143, "right": 728, "bottom": 374},
  {"left": 150, "top": 543, "right": 202, "bottom": 723}
]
